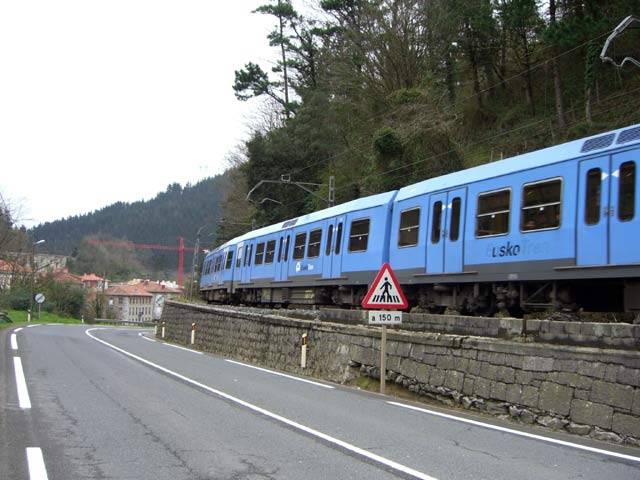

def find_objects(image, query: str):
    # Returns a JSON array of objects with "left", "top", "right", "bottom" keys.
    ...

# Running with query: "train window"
[
  {"left": 284, "top": 235, "right": 290, "bottom": 261},
  {"left": 476, "top": 189, "right": 511, "bottom": 237},
  {"left": 307, "top": 229, "right": 322, "bottom": 258},
  {"left": 293, "top": 233, "right": 307, "bottom": 259},
  {"left": 265, "top": 240, "right": 276, "bottom": 264},
  {"left": 236, "top": 248, "right": 242, "bottom": 268},
  {"left": 248, "top": 244, "right": 253, "bottom": 266},
  {"left": 348, "top": 219, "right": 370, "bottom": 252},
  {"left": 431, "top": 202, "right": 443, "bottom": 244},
  {"left": 521, "top": 178, "right": 562, "bottom": 232},
  {"left": 255, "top": 242, "right": 265, "bottom": 265},
  {"left": 277, "top": 237, "right": 283, "bottom": 262},
  {"left": 225, "top": 251, "right": 234, "bottom": 269},
  {"left": 619, "top": 162, "right": 636, "bottom": 221},
  {"left": 450, "top": 198, "right": 462, "bottom": 241},
  {"left": 243, "top": 245, "right": 249, "bottom": 266},
  {"left": 215, "top": 256, "right": 221, "bottom": 272},
  {"left": 398, "top": 208, "right": 420, "bottom": 247},
  {"left": 326, "top": 224, "right": 334, "bottom": 255},
  {"left": 585, "top": 169, "right": 601, "bottom": 225},
  {"left": 335, "top": 222, "right": 343, "bottom": 254}
]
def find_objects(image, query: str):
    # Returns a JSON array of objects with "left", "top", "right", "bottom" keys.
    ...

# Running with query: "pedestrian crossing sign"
[{"left": 361, "top": 263, "right": 408, "bottom": 310}]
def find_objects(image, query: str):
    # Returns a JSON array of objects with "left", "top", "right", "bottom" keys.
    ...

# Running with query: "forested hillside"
[
  {"left": 29, "top": 175, "right": 227, "bottom": 279},
  {"left": 216, "top": 0, "right": 640, "bottom": 243}
]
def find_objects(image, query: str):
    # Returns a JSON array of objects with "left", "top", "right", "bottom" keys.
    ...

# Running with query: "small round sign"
[{"left": 34, "top": 293, "right": 45, "bottom": 304}]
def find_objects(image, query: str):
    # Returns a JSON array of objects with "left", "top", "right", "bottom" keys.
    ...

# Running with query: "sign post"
[
  {"left": 361, "top": 263, "right": 408, "bottom": 394},
  {"left": 34, "top": 293, "right": 45, "bottom": 320}
]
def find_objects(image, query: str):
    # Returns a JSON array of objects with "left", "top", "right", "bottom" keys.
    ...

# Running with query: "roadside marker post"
[
  {"left": 301, "top": 333, "right": 308, "bottom": 368},
  {"left": 191, "top": 323, "right": 196, "bottom": 345},
  {"left": 361, "top": 263, "right": 408, "bottom": 395},
  {"left": 161, "top": 321, "right": 166, "bottom": 339}
]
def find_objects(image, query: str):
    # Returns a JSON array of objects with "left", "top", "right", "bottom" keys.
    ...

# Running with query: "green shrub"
[{"left": 0, "top": 287, "right": 31, "bottom": 311}]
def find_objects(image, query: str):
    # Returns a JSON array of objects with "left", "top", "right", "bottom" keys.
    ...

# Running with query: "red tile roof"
[
  {"left": 51, "top": 268, "right": 83, "bottom": 285},
  {"left": 137, "top": 280, "right": 182, "bottom": 294},
  {"left": 105, "top": 284, "right": 153, "bottom": 297},
  {"left": 80, "top": 273, "right": 104, "bottom": 282},
  {"left": 0, "top": 259, "right": 28, "bottom": 273}
]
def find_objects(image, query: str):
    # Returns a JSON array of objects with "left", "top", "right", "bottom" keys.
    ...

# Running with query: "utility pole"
[
  {"left": 328, "top": 175, "right": 335, "bottom": 207},
  {"left": 189, "top": 226, "right": 205, "bottom": 301},
  {"left": 28, "top": 239, "right": 45, "bottom": 322}
]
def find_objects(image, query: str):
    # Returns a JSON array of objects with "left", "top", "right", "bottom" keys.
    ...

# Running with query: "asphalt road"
[{"left": 2, "top": 324, "right": 640, "bottom": 480}]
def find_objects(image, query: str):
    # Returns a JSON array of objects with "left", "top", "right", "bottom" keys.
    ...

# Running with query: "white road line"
[
  {"left": 13, "top": 357, "right": 32, "bottom": 409},
  {"left": 10, "top": 333, "right": 18, "bottom": 350},
  {"left": 85, "top": 328, "right": 437, "bottom": 480},
  {"left": 26, "top": 324, "right": 39, "bottom": 328},
  {"left": 26, "top": 447, "right": 49, "bottom": 480},
  {"left": 14, "top": 327, "right": 23, "bottom": 332},
  {"left": 138, "top": 332, "right": 156, "bottom": 343},
  {"left": 164, "top": 342, "right": 203, "bottom": 355},
  {"left": 225, "top": 359, "right": 334, "bottom": 390},
  {"left": 388, "top": 401, "right": 640, "bottom": 464}
]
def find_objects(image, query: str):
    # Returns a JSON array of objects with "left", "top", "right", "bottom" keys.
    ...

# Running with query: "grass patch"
[
  {"left": 356, "top": 376, "right": 379, "bottom": 390},
  {"left": 0, "top": 309, "right": 82, "bottom": 330},
  {"left": 353, "top": 374, "right": 428, "bottom": 402}
]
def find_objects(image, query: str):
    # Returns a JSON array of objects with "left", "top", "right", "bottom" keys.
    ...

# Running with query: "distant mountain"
[{"left": 30, "top": 174, "right": 227, "bottom": 278}]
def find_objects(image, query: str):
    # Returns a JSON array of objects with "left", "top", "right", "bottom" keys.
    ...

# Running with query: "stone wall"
[
  {"left": 160, "top": 301, "right": 640, "bottom": 446},
  {"left": 188, "top": 306, "right": 640, "bottom": 349}
]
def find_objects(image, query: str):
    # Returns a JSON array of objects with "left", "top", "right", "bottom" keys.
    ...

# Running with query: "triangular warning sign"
[{"left": 361, "top": 263, "right": 408, "bottom": 310}]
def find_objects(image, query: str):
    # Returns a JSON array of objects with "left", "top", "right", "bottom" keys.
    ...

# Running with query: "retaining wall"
[{"left": 160, "top": 302, "right": 640, "bottom": 446}]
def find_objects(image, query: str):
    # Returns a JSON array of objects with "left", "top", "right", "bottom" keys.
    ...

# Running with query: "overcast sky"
[{"left": 0, "top": 1, "right": 301, "bottom": 227}]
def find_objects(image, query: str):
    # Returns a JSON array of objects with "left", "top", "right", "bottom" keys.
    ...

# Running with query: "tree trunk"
[
  {"left": 522, "top": 36, "right": 535, "bottom": 116},
  {"left": 467, "top": 40, "right": 483, "bottom": 109},
  {"left": 445, "top": 51, "right": 456, "bottom": 104},
  {"left": 278, "top": 4, "right": 290, "bottom": 119},
  {"left": 549, "top": 0, "right": 566, "bottom": 129},
  {"left": 585, "top": 85, "right": 593, "bottom": 124}
]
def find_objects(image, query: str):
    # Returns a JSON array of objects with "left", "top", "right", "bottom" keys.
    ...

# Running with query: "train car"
[
  {"left": 200, "top": 191, "right": 396, "bottom": 305},
  {"left": 201, "top": 123, "right": 640, "bottom": 314},
  {"left": 389, "top": 123, "right": 640, "bottom": 314}
]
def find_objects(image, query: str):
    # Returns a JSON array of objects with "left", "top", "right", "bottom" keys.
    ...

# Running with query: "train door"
[
  {"left": 323, "top": 220, "right": 336, "bottom": 279},
  {"left": 330, "top": 216, "right": 346, "bottom": 278},
  {"left": 218, "top": 248, "right": 228, "bottom": 286},
  {"left": 444, "top": 188, "right": 466, "bottom": 273},
  {"left": 233, "top": 242, "right": 244, "bottom": 291},
  {"left": 577, "top": 157, "right": 610, "bottom": 265},
  {"left": 426, "top": 193, "right": 447, "bottom": 273},
  {"left": 242, "top": 242, "right": 253, "bottom": 284},
  {"left": 275, "top": 234, "right": 289, "bottom": 281},
  {"left": 610, "top": 149, "right": 639, "bottom": 264}
]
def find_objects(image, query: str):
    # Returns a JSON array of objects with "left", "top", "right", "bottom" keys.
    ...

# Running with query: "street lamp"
[
  {"left": 28, "top": 239, "right": 45, "bottom": 322},
  {"left": 188, "top": 226, "right": 207, "bottom": 301}
]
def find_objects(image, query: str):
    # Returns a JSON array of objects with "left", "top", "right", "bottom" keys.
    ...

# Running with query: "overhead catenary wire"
[
  {"left": 256, "top": 28, "right": 614, "bottom": 183},
  {"left": 267, "top": 84, "right": 640, "bottom": 216},
  {"left": 240, "top": 83, "right": 640, "bottom": 232},
  {"left": 239, "top": 101, "right": 638, "bottom": 233}
]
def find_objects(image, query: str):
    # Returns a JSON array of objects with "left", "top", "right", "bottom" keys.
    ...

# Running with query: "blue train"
[{"left": 200, "top": 124, "right": 640, "bottom": 315}]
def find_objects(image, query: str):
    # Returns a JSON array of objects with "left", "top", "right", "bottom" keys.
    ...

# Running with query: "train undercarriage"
[{"left": 201, "top": 278, "right": 640, "bottom": 318}]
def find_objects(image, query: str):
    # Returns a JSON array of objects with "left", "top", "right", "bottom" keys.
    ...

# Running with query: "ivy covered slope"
[{"left": 217, "top": 0, "right": 640, "bottom": 243}]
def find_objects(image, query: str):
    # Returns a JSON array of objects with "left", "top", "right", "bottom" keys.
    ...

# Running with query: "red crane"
[{"left": 86, "top": 237, "right": 196, "bottom": 288}]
